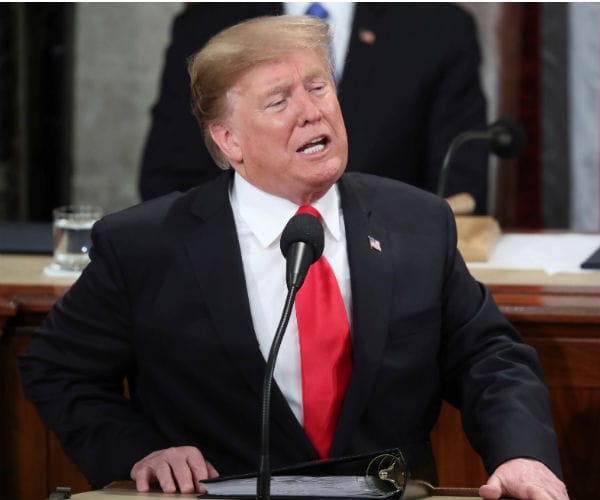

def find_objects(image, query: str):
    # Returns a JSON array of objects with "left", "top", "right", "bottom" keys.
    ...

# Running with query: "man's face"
[{"left": 211, "top": 49, "right": 348, "bottom": 205}]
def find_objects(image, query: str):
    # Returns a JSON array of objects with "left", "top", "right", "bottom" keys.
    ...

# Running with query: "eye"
[
  {"left": 309, "top": 82, "right": 328, "bottom": 95},
  {"left": 266, "top": 97, "right": 287, "bottom": 110}
]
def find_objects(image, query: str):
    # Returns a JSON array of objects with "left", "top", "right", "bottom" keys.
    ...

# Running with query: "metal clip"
[{"left": 365, "top": 452, "right": 407, "bottom": 495}]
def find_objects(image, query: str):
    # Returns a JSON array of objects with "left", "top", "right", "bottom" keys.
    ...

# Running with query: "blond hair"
[{"left": 188, "top": 15, "right": 332, "bottom": 169}]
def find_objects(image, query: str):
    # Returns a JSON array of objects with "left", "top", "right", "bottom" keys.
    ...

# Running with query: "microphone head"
[
  {"left": 489, "top": 118, "right": 527, "bottom": 158},
  {"left": 280, "top": 213, "right": 324, "bottom": 263}
]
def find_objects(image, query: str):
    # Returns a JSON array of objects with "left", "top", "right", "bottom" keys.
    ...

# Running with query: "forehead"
[{"left": 233, "top": 49, "right": 331, "bottom": 95}]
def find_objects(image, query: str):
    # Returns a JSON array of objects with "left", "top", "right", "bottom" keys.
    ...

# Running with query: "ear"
[{"left": 209, "top": 122, "right": 243, "bottom": 164}]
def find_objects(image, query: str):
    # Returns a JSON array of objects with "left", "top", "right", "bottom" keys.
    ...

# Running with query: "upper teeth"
[
  {"left": 300, "top": 137, "right": 325, "bottom": 154},
  {"left": 302, "top": 143, "right": 325, "bottom": 154}
]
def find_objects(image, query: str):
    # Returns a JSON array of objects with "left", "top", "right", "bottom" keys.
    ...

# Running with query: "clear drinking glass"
[{"left": 52, "top": 205, "right": 103, "bottom": 271}]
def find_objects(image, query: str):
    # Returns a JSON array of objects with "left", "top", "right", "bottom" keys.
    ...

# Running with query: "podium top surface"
[
  {"left": 72, "top": 495, "right": 482, "bottom": 500},
  {"left": 70, "top": 482, "right": 485, "bottom": 499}
]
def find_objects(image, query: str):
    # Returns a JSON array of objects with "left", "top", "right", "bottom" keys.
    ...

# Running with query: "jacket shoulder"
[{"left": 341, "top": 172, "right": 448, "bottom": 210}]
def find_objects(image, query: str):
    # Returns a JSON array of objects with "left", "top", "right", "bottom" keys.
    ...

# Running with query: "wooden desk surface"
[
  {"left": 469, "top": 266, "right": 600, "bottom": 286},
  {"left": 73, "top": 494, "right": 482, "bottom": 500},
  {"left": 72, "top": 494, "right": 483, "bottom": 500},
  {"left": 0, "top": 254, "right": 76, "bottom": 287},
  {"left": 2, "top": 248, "right": 600, "bottom": 288},
  {"left": 72, "top": 489, "right": 198, "bottom": 499}
]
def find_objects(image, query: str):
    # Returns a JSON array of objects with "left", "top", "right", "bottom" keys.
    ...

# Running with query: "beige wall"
[
  {"left": 71, "top": 3, "right": 182, "bottom": 213},
  {"left": 461, "top": 3, "right": 502, "bottom": 121}
]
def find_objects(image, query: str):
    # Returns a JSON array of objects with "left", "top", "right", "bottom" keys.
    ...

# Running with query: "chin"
[
  {"left": 307, "top": 170, "right": 344, "bottom": 194},
  {"left": 324, "top": 157, "right": 347, "bottom": 181}
]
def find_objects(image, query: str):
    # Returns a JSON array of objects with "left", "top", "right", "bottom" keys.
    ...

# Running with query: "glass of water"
[{"left": 52, "top": 205, "right": 103, "bottom": 271}]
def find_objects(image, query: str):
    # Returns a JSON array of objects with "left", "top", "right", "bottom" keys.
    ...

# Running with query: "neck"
[{"left": 293, "top": 189, "right": 329, "bottom": 207}]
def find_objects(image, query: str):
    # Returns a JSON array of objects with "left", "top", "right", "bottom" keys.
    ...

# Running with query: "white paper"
[
  {"left": 201, "top": 475, "right": 388, "bottom": 498},
  {"left": 468, "top": 233, "right": 600, "bottom": 275}
]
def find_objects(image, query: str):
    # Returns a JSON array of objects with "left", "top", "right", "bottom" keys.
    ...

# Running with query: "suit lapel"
[
  {"left": 183, "top": 172, "right": 315, "bottom": 459},
  {"left": 184, "top": 173, "right": 260, "bottom": 389},
  {"left": 330, "top": 175, "right": 394, "bottom": 455}
]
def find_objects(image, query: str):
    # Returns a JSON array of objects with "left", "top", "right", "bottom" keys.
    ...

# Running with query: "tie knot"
[
  {"left": 305, "top": 2, "right": 329, "bottom": 20},
  {"left": 296, "top": 205, "right": 322, "bottom": 220}
]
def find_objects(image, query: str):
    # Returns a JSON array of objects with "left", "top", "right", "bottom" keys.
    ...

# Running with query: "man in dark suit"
[
  {"left": 21, "top": 15, "right": 566, "bottom": 500},
  {"left": 140, "top": 3, "right": 490, "bottom": 213}
]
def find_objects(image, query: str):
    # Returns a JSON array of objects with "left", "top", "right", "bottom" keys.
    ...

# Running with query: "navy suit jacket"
[
  {"left": 139, "top": 3, "right": 489, "bottom": 212},
  {"left": 20, "top": 172, "right": 561, "bottom": 489}
]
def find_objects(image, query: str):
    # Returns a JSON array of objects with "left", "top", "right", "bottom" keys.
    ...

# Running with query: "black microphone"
[
  {"left": 436, "top": 118, "right": 527, "bottom": 198},
  {"left": 257, "top": 212, "right": 324, "bottom": 500},
  {"left": 280, "top": 213, "right": 325, "bottom": 289}
]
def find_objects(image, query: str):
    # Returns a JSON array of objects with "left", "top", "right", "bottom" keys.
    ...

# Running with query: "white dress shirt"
[
  {"left": 229, "top": 173, "right": 352, "bottom": 424},
  {"left": 284, "top": 2, "right": 355, "bottom": 81}
]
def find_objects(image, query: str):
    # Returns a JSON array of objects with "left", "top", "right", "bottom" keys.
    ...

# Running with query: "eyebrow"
[
  {"left": 260, "top": 82, "right": 291, "bottom": 100},
  {"left": 303, "top": 69, "right": 330, "bottom": 85},
  {"left": 260, "top": 68, "right": 330, "bottom": 100}
]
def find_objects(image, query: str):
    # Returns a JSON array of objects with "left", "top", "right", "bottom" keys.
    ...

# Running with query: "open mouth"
[{"left": 297, "top": 136, "right": 329, "bottom": 155}]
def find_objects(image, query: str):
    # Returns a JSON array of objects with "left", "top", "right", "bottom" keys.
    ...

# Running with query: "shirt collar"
[{"left": 230, "top": 172, "right": 342, "bottom": 248}]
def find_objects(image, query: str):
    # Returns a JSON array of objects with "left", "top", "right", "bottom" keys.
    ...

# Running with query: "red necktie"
[{"left": 295, "top": 205, "right": 352, "bottom": 458}]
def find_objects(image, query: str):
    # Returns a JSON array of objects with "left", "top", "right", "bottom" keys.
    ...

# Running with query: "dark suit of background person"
[
  {"left": 139, "top": 3, "right": 490, "bottom": 213},
  {"left": 19, "top": 169, "right": 561, "bottom": 489}
]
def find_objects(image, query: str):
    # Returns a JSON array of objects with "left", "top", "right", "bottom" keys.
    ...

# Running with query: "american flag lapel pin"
[{"left": 368, "top": 235, "right": 382, "bottom": 252}]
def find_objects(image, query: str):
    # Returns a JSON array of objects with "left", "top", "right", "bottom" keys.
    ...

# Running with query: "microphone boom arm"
[
  {"left": 436, "top": 130, "right": 490, "bottom": 198},
  {"left": 436, "top": 118, "right": 526, "bottom": 199}
]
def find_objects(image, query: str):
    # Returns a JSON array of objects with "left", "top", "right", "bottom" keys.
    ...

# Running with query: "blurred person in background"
[{"left": 140, "top": 3, "right": 490, "bottom": 213}]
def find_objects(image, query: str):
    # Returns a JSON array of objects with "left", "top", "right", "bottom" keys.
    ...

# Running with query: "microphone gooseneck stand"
[
  {"left": 436, "top": 130, "right": 490, "bottom": 198},
  {"left": 257, "top": 212, "right": 324, "bottom": 500},
  {"left": 436, "top": 118, "right": 527, "bottom": 199},
  {"left": 257, "top": 283, "right": 300, "bottom": 500}
]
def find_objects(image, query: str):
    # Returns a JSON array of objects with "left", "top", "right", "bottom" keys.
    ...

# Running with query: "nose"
[{"left": 296, "top": 90, "right": 322, "bottom": 126}]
